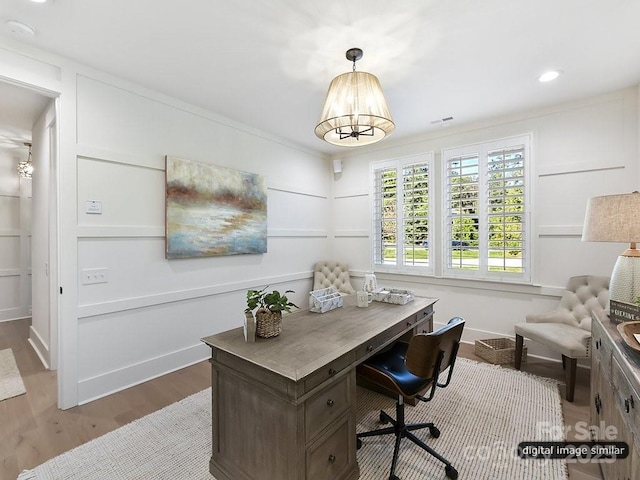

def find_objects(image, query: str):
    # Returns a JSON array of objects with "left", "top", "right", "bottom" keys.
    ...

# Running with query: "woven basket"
[
  {"left": 255, "top": 309, "right": 282, "bottom": 338},
  {"left": 475, "top": 338, "right": 527, "bottom": 365}
]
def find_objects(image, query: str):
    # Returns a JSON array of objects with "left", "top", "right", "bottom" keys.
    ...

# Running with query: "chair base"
[{"left": 356, "top": 396, "right": 458, "bottom": 480}]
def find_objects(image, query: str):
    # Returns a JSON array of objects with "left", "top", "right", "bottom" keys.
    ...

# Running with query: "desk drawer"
[
  {"left": 305, "top": 374, "right": 351, "bottom": 441},
  {"left": 612, "top": 356, "right": 640, "bottom": 437},
  {"left": 304, "top": 352, "right": 355, "bottom": 393},
  {"left": 414, "top": 307, "right": 434, "bottom": 332},
  {"left": 306, "top": 415, "right": 354, "bottom": 480},
  {"left": 356, "top": 322, "right": 405, "bottom": 361}
]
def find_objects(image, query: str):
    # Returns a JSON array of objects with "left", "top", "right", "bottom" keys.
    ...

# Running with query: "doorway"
[{"left": 0, "top": 80, "right": 58, "bottom": 370}]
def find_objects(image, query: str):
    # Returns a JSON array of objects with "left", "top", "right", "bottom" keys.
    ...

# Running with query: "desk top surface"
[{"left": 202, "top": 295, "right": 437, "bottom": 382}]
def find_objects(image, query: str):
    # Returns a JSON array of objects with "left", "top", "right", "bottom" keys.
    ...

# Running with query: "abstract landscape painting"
[{"left": 165, "top": 156, "right": 267, "bottom": 258}]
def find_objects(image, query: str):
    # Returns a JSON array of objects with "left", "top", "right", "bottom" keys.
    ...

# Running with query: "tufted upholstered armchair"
[
  {"left": 514, "top": 275, "right": 609, "bottom": 402},
  {"left": 312, "top": 260, "right": 356, "bottom": 295}
]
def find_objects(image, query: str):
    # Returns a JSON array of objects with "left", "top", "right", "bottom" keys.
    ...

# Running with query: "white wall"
[
  {"left": 0, "top": 147, "right": 31, "bottom": 322},
  {"left": 73, "top": 75, "right": 331, "bottom": 403},
  {"left": 331, "top": 87, "right": 639, "bottom": 361}
]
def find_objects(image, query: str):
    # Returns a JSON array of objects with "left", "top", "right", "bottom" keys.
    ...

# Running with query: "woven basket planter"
[{"left": 255, "top": 308, "right": 282, "bottom": 338}]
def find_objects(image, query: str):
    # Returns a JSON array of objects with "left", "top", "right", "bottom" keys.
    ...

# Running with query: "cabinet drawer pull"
[
  {"left": 625, "top": 398, "right": 630, "bottom": 413},
  {"left": 328, "top": 454, "right": 336, "bottom": 464},
  {"left": 407, "top": 321, "right": 412, "bottom": 327},
  {"left": 327, "top": 399, "right": 334, "bottom": 407},
  {"left": 328, "top": 368, "right": 337, "bottom": 376},
  {"left": 367, "top": 345, "right": 374, "bottom": 352}
]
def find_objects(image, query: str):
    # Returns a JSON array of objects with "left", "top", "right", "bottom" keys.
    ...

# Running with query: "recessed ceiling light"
[
  {"left": 30, "top": 0, "right": 49, "bottom": 3},
  {"left": 5, "top": 20, "right": 36, "bottom": 37},
  {"left": 539, "top": 70, "right": 562, "bottom": 83}
]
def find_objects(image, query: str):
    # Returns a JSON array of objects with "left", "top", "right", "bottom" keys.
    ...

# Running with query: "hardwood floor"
[{"left": 1, "top": 318, "right": 602, "bottom": 479}]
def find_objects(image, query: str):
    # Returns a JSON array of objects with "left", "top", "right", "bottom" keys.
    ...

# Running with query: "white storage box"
[
  {"left": 309, "top": 287, "right": 344, "bottom": 313},
  {"left": 372, "top": 288, "right": 415, "bottom": 305}
]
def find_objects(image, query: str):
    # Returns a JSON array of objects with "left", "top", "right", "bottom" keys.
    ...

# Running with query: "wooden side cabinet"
[{"left": 591, "top": 309, "right": 640, "bottom": 479}]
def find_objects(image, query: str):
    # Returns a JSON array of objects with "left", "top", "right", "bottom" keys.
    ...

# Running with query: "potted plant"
[{"left": 246, "top": 286, "right": 298, "bottom": 338}]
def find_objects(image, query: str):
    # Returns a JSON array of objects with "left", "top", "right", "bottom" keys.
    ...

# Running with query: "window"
[
  {"left": 372, "top": 153, "right": 434, "bottom": 274},
  {"left": 443, "top": 135, "right": 531, "bottom": 282}
]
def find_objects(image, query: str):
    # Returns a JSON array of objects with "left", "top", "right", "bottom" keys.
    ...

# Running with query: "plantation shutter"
[
  {"left": 402, "top": 162, "right": 430, "bottom": 267},
  {"left": 373, "top": 165, "right": 397, "bottom": 266},
  {"left": 486, "top": 145, "right": 525, "bottom": 273},
  {"left": 445, "top": 153, "right": 480, "bottom": 271}
]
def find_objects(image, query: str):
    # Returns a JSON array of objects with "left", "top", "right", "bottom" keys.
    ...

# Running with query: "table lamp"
[{"left": 582, "top": 191, "right": 640, "bottom": 320}]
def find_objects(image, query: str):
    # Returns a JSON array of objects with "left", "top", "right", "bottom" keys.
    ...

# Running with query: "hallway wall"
[{"left": 0, "top": 146, "right": 31, "bottom": 322}]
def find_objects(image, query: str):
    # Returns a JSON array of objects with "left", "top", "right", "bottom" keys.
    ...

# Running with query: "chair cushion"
[
  {"left": 357, "top": 342, "right": 428, "bottom": 397},
  {"left": 514, "top": 322, "right": 590, "bottom": 358}
]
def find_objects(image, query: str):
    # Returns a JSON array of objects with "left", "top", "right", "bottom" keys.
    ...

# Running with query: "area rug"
[
  {"left": 0, "top": 348, "right": 26, "bottom": 402},
  {"left": 17, "top": 358, "right": 568, "bottom": 480}
]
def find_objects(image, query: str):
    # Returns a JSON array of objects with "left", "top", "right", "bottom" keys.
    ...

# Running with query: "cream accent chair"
[
  {"left": 312, "top": 261, "right": 356, "bottom": 295},
  {"left": 514, "top": 275, "right": 609, "bottom": 402}
]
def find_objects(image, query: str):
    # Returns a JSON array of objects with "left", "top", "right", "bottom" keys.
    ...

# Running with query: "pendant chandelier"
[
  {"left": 18, "top": 142, "right": 33, "bottom": 179},
  {"left": 315, "top": 48, "right": 395, "bottom": 147}
]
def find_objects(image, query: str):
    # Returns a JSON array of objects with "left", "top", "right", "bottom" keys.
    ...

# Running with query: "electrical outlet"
[{"left": 82, "top": 268, "right": 109, "bottom": 285}]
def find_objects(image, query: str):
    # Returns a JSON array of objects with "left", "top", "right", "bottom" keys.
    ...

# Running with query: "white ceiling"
[{"left": 1, "top": 0, "right": 640, "bottom": 156}]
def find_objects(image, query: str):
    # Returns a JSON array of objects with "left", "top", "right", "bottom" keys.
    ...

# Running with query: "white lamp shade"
[
  {"left": 315, "top": 71, "right": 395, "bottom": 147},
  {"left": 582, "top": 191, "right": 640, "bottom": 243}
]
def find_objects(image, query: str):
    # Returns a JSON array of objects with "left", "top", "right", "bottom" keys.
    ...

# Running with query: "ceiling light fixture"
[
  {"left": 315, "top": 48, "right": 395, "bottom": 147},
  {"left": 18, "top": 143, "right": 33, "bottom": 179},
  {"left": 538, "top": 70, "right": 562, "bottom": 83}
]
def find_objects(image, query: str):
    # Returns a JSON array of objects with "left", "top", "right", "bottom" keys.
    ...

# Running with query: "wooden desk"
[{"left": 201, "top": 295, "right": 436, "bottom": 480}]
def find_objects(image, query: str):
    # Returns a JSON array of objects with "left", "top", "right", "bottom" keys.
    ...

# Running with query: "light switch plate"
[{"left": 82, "top": 268, "right": 109, "bottom": 285}]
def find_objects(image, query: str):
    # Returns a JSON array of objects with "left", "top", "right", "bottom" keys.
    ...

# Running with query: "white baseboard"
[
  {"left": 77, "top": 342, "right": 210, "bottom": 405},
  {"left": 28, "top": 325, "right": 50, "bottom": 369}
]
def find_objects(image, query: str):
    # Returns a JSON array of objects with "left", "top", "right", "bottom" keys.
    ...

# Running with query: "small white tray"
[{"left": 372, "top": 288, "right": 415, "bottom": 305}]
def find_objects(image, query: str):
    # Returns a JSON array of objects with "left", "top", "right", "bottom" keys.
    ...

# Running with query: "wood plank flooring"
[{"left": 0, "top": 318, "right": 602, "bottom": 479}]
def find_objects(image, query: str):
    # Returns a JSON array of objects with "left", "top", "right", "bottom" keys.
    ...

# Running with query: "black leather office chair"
[{"left": 356, "top": 317, "right": 465, "bottom": 480}]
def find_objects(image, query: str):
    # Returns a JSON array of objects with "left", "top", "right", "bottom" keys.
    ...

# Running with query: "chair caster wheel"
[
  {"left": 445, "top": 465, "right": 458, "bottom": 479},
  {"left": 379, "top": 411, "right": 389, "bottom": 424},
  {"left": 429, "top": 426, "right": 440, "bottom": 438},
  {"left": 356, "top": 438, "right": 362, "bottom": 449}
]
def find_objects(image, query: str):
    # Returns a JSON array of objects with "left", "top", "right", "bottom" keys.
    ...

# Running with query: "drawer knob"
[
  {"left": 407, "top": 321, "right": 412, "bottom": 327},
  {"left": 328, "top": 368, "right": 337, "bottom": 376},
  {"left": 367, "top": 345, "right": 374, "bottom": 352},
  {"left": 327, "top": 399, "right": 334, "bottom": 407},
  {"left": 328, "top": 454, "right": 336, "bottom": 464}
]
